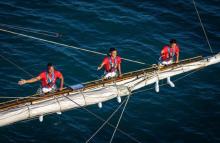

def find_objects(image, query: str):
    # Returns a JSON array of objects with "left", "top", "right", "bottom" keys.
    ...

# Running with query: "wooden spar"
[{"left": 0, "top": 56, "right": 203, "bottom": 111}]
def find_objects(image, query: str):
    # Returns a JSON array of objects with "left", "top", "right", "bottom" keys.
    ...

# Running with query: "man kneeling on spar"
[
  {"left": 18, "top": 63, "right": 64, "bottom": 94},
  {"left": 18, "top": 63, "right": 64, "bottom": 121},
  {"left": 156, "top": 39, "right": 180, "bottom": 91},
  {"left": 160, "top": 39, "right": 180, "bottom": 65},
  {"left": 97, "top": 48, "right": 122, "bottom": 79}
]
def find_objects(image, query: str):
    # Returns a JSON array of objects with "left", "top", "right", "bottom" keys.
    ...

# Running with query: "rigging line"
[
  {"left": 63, "top": 95, "right": 141, "bottom": 143},
  {"left": 192, "top": 0, "right": 213, "bottom": 53},
  {"left": 0, "top": 53, "right": 34, "bottom": 78},
  {"left": 85, "top": 98, "right": 128, "bottom": 143},
  {"left": 109, "top": 91, "right": 131, "bottom": 143},
  {"left": 0, "top": 28, "right": 146, "bottom": 65},
  {"left": 0, "top": 23, "right": 60, "bottom": 38}
]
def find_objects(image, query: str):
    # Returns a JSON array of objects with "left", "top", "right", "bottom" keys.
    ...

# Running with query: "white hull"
[{"left": 0, "top": 53, "right": 220, "bottom": 127}]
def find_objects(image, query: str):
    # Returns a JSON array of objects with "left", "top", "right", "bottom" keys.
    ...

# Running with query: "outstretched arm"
[
  {"left": 18, "top": 76, "right": 41, "bottom": 85},
  {"left": 97, "top": 62, "right": 104, "bottom": 70}
]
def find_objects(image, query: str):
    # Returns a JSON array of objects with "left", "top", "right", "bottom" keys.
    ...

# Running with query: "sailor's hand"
[
  {"left": 118, "top": 74, "right": 122, "bottom": 78},
  {"left": 97, "top": 66, "right": 101, "bottom": 70},
  {"left": 18, "top": 79, "right": 26, "bottom": 85},
  {"left": 58, "top": 87, "right": 63, "bottom": 91}
]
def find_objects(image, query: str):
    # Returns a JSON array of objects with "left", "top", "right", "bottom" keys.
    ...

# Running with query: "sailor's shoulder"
[
  {"left": 103, "top": 56, "right": 109, "bottom": 60},
  {"left": 103, "top": 56, "right": 110, "bottom": 63},
  {"left": 54, "top": 70, "right": 62, "bottom": 75},
  {"left": 176, "top": 44, "right": 180, "bottom": 50},
  {"left": 116, "top": 55, "right": 121, "bottom": 59},
  {"left": 39, "top": 71, "right": 47, "bottom": 78},
  {"left": 162, "top": 45, "right": 169, "bottom": 49}
]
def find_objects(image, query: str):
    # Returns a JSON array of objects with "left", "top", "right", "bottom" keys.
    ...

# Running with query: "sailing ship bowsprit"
[{"left": 0, "top": 53, "right": 219, "bottom": 127}]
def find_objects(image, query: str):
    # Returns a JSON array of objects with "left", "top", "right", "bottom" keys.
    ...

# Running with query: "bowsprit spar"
[{"left": 0, "top": 0, "right": 219, "bottom": 142}]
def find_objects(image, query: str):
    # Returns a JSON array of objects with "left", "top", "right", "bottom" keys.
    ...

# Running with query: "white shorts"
[
  {"left": 104, "top": 71, "right": 118, "bottom": 79},
  {"left": 42, "top": 87, "right": 53, "bottom": 93},
  {"left": 159, "top": 60, "right": 173, "bottom": 66},
  {"left": 37, "top": 85, "right": 56, "bottom": 94}
]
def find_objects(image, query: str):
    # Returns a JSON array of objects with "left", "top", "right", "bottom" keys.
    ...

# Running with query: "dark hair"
[
  {"left": 47, "top": 63, "right": 53, "bottom": 67},
  {"left": 170, "top": 39, "right": 177, "bottom": 44},
  {"left": 109, "top": 48, "right": 117, "bottom": 53}
]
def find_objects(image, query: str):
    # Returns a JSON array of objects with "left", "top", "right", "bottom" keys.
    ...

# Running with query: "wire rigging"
[
  {"left": 109, "top": 92, "right": 131, "bottom": 143},
  {"left": 0, "top": 28, "right": 146, "bottom": 65},
  {"left": 64, "top": 95, "right": 142, "bottom": 143},
  {"left": 0, "top": 23, "right": 60, "bottom": 38},
  {"left": 192, "top": 0, "right": 213, "bottom": 53},
  {"left": 85, "top": 98, "right": 128, "bottom": 143},
  {"left": 0, "top": 53, "right": 34, "bottom": 78}
]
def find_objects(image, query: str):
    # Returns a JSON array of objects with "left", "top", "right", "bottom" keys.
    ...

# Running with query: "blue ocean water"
[{"left": 0, "top": 0, "right": 220, "bottom": 142}]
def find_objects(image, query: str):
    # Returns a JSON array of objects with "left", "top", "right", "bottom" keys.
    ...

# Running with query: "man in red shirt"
[
  {"left": 160, "top": 39, "right": 180, "bottom": 65},
  {"left": 156, "top": 39, "right": 180, "bottom": 91},
  {"left": 97, "top": 48, "right": 122, "bottom": 79},
  {"left": 18, "top": 63, "right": 64, "bottom": 94}
]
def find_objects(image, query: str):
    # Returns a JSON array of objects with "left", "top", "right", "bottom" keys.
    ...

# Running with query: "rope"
[
  {"left": 26, "top": 104, "right": 31, "bottom": 118},
  {"left": 192, "top": 0, "right": 213, "bottom": 53},
  {"left": 80, "top": 90, "right": 87, "bottom": 105},
  {"left": 0, "top": 28, "right": 146, "bottom": 65},
  {"left": 54, "top": 95, "right": 62, "bottom": 113},
  {"left": 0, "top": 53, "right": 34, "bottom": 77},
  {"left": 109, "top": 89, "right": 131, "bottom": 143},
  {"left": 0, "top": 23, "right": 60, "bottom": 38},
  {"left": 63, "top": 95, "right": 141, "bottom": 143},
  {"left": 85, "top": 98, "right": 128, "bottom": 143}
]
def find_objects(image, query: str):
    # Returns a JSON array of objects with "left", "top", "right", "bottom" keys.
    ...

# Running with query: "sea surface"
[{"left": 0, "top": 0, "right": 220, "bottom": 143}]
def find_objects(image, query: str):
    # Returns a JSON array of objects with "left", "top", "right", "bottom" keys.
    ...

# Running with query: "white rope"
[
  {"left": 192, "top": 0, "right": 213, "bottom": 53},
  {"left": 85, "top": 98, "right": 131, "bottom": 143},
  {"left": 0, "top": 28, "right": 146, "bottom": 65},
  {"left": 0, "top": 53, "right": 34, "bottom": 77},
  {"left": 63, "top": 95, "right": 141, "bottom": 143},
  {"left": 54, "top": 95, "right": 62, "bottom": 113},
  {"left": 0, "top": 23, "right": 60, "bottom": 38},
  {"left": 109, "top": 89, "right": 131, "bottom": 143}
]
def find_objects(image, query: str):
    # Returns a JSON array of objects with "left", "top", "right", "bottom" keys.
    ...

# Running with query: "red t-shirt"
[
  {"left": 161, "top": 45, "right": 180, "bottom": 61},
  {"left": 102, "top": 56, "right": 122, "bottom": 72},
  {"left": 38, "top": 70, "right": 62, "bottom": 88}
]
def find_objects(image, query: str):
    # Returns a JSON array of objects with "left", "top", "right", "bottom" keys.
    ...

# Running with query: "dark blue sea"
[{"left": 0, "top": 0, "right": 220, "bottom": 143}]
